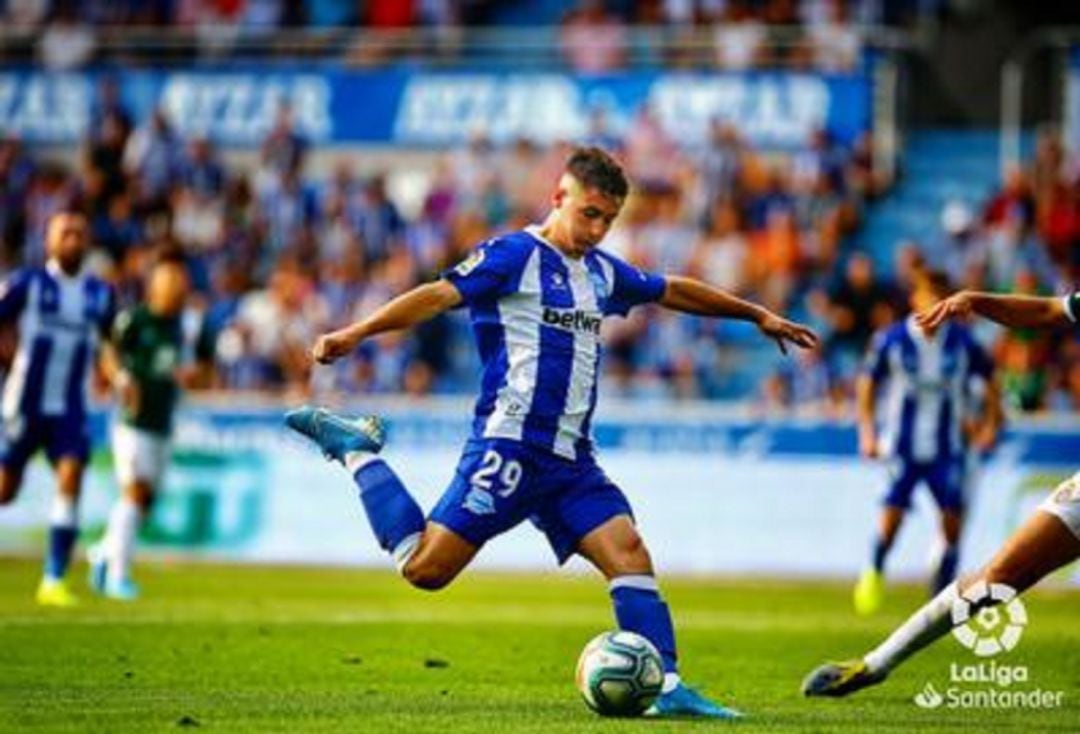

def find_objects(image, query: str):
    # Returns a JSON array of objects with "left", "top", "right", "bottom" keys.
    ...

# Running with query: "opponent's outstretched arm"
[
  {"left": 312, "top": 280, "right": 462, "bottom": 364},
  {"left": 917, "top": 291, "right": 1070, "bottom": 332},
  {"left": 659, "top": 275, "right": 819, "bottom": 354}
]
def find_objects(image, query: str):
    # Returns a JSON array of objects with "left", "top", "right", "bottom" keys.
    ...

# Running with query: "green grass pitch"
[{"left": 0, "top": 558, "right": 1076, "bottom": 732}]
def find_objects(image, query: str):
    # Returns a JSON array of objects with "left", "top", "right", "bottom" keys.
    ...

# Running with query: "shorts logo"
[
  {"left": 463, "top": 486, "right": 496, "bottom": 515},
  {"left": 951, "top": 581, "right": 1027, "bottom": 657}
]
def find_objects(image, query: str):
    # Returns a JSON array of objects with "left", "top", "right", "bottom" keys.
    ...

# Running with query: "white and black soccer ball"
[{"left": 575, "top": 631, "right": 664, "bottom": 717}]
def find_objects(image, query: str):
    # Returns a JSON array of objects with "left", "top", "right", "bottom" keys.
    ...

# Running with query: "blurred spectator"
[
  {"left": 3, "top": 0, "right": 50, "bottom": 30},
  {"left": 624, "top": 104, "right": 682, "bottom": 192},
  {"left": 37, "top": 6, "right": 97, "bottom": 70},
  {"left": 806, "top": 0, "right": 861, "bottom": 72},
  {"left": 304, "top": 0, "right": 358, "bottom": 27},
  {"left": 825, "top": 252, "right": 897, "bottom": 365},
  {"left": 687, "top": 198, "right": 749, "bottom": 295},
  {"left": 0, "top": 137, "right": 34, "bottom": 264},
  {"left": 694, "top": 120, "right": 743, "bottom": 223},
  {"left": 559, "top": 0, "right": 628, "bottom": 74},
  {"left": 92, "top": 190, "right": 144, "bottom": 265},
  {"left": 714, "top": 2, "right": 766, "bottom": 70},
  {"left": 23, "top": 162, "right": 79, "bottom": 265},
  {"left": 124, "top": 108, "right": 185, "bottom": 215},
  {"left": 88, "top": 78, "right": 133, "bottom": 148},
  {"left": 352, "top": 173, "right": 405, "bottom": 264},
  {"left": 258, "top": 104, "right": 308, "bottom": 190}
]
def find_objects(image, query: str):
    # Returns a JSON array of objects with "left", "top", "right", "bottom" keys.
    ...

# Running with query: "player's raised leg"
[
  {"left": 285, "top": 405, "right": 478, "bottom": 587},
  {"left": 577, "top": 515, "right": 742, "bottom": 720},
  {"left": 804, "top": 479, "right": 1080, "bottom": 698}
]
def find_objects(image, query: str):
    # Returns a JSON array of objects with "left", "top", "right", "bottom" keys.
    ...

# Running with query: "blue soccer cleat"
[
  {"left": 645, "top": 683, "right": 744, "bottom": 720},
  {"left": 284, "top": 406, "right": 386, "bottom": 463}
]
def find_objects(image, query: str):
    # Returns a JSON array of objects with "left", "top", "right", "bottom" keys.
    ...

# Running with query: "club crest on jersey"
[
  {"left": 550, "top": 272, "right": 567, "bottom": 290},
  {"left": 542, "top": 306, "right": 601, "bottom": 335},
  {"left": 454, "top": 249, "right": 486, "bottom": 276}
]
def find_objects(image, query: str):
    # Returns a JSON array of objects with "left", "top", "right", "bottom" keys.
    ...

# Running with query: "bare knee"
[
  {"left": 402, "top": 556, "right": 458, "bottom": 591},
  {"left": 0, "top": 472, "right": 22, "bottom": 505}
]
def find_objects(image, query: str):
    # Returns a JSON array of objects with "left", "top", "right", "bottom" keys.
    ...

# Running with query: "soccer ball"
[{"left": 575, "top": 631, "right": 664, "bottom": 717}]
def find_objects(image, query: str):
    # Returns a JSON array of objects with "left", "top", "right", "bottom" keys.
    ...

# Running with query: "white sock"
[
  {"left": 864, "top": 582, "right": 958, "bottom": 675},
  {"left": 662, "top": 672, "right": 681, "bottom": 694},
  {"left": 344, "top": 450, "right": 380, "bottom": 475},
  {"left": 391, "top": 532, "right": 421, "bottom": 573},
  {"left": 105, "top": 498, "right": 141, "bottom": 584},
  {"left": 49, "top": 495, "right": 77, "bottom": 527}
]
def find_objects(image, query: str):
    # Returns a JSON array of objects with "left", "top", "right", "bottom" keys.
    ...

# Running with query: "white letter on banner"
[
  {"left": 395, "top": 76, "right": 493, "bottom": 143},
  {"left": 503, "top": 75, "right": 582, "bottom": 144}
]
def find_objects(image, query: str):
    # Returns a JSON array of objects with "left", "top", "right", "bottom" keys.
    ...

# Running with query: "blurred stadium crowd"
[
  {"left": 4, "top": 0, "right": 929, "bottom": 71},
  {"left": 1, "top": 0, "right": 1078, "bottom": 416}
]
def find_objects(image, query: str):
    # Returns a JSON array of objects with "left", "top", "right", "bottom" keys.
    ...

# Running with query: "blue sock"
[
  {"left": 45, "top": 525, "right": 78, "bottom": 581},
  {"left": 932, "top": 545, "right": 959, "bottom": 594},
  {"left": 872, "top": 536, "right": 892, "bottom": 573},
  {"left": 352, "top": 459, "right": 425, "bottom": 554},
  {"left": 610, "top": 576, "right": 678, "bottom": 674}
]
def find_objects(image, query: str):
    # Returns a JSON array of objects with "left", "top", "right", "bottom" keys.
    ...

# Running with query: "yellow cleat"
[
  {"left": 853, "top": 569, "right": 884, "bottom": 616},
  {"left": 35, "top": 578, "right": 79, "bottom": 607},
  {"left": 802, "top": 659, "right": 886, "bottom": 697}
]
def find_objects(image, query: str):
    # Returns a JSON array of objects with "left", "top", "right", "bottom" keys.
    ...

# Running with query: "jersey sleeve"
[
  {"left": 441, "top": 236, "right": 532, "bottom": 306},
  {"left": 0, "top": 268, "right": 32, "bottom": 322},
  {"left": 593, "top": 250, "right": 666, "bottom": 316},
  {"left": 862, "top": 330, "right": 891, "bottom": 384},
  {"left": 1064, "top": 292, "right": 1080, "bottom": 324}
]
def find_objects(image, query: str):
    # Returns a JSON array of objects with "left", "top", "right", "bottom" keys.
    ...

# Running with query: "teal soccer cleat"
[
  {"left": 104, "top": 577, "right": 140, "bottom": 601},
  {"left": 284, "top": 406, "right": 386, "bottom": 463},
  {"left": 645, "top": 683, "right": 744, "bottom": 720}
]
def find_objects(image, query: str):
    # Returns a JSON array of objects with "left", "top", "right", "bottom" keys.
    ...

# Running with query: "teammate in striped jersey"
[
  {"left": 804, "top": 289, "right": 1080, "bottom": 698},
  {"left": 286, "top": 147, "right": 818, "bottom": 719},
  {"left": 0, "top": 212, "right": 116, "bottom": 606},
  {"left": 852, "top": 270, "right": 1002, "bottom": 615}
]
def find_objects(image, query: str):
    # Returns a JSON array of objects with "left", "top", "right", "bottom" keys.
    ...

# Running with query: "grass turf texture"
[{"left": 0, "top": 558, "right": 1076, "bottom": 732}]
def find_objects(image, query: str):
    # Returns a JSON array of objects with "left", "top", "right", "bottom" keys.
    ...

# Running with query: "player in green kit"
[{"left": 89, "top": 250, "right": 214, "bottom": 600}]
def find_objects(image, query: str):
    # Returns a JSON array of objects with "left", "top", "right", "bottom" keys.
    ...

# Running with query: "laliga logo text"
[{"left": 912, "top": 582, "right": 1064, "bottom": 710}]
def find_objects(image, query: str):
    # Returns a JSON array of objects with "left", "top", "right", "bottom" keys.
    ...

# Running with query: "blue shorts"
[
  {"left": 429, "top": 438, "right": 633, "bottom": 564},
  {"left": 0, "top": 413, "right": 90, "bottom": 474},
  {"left": 883, "top": 456, "right": 964, "bottom": 512}
]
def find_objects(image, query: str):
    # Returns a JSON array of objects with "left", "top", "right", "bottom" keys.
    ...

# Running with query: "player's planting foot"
[
  {"left": 284, "top": 406, "right": 386, "bottom": 463},
  {"left": 801, "top": 659, "right": 886, "bottom": 697},
  {"left": 104, "top": 577, "right": 140, "bottom": 601},
  {"left": 853, "top": 568, "right": 885, "bottom": 616},
  {"left": 35, "top": 578, "right": 79, "bottom": 607},
  {"left": 645, "top": 683, "right": 743, "bottom": 720},
  {"left": 87, "top": 543, "right": 108, "bottom": 594}
]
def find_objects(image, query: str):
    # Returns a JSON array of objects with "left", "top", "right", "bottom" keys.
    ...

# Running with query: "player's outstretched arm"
[
  {"left": 658, "top": 275, "right": 819, "bottom": 354},
  {"left": 312, "top": 280, "right": 462, "bottom": 365},
  {"left": 916, "top": 291, "right": 1070, "bottom": 332}
]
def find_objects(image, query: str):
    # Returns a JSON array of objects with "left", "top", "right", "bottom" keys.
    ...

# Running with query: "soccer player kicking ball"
[
  {"left": 804, "top": 289, "right": 1080, "bottom": 697},
  {"left": 88, "top": 250, "right": 214, "bottom": 600},
  {"left": 287, "top": 147, "right": 818, "bottom": 719},
  {"left": 0, "top": 212, "right": 116, "bottom": 606}
]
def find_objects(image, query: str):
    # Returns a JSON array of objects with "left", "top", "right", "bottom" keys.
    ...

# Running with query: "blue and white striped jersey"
[
  {"left": 0, "top": 262, "right": 115, "bottom": 420},
  {"left": 864, "top": 317, "right": 994, "bottom": 462},
  {"left": 444, "top": 227, "right": 666, "bottom": 461}
]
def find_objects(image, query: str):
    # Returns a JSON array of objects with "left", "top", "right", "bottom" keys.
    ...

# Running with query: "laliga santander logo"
[{"left": 950, "top": 581, "right": 1027, "bottom": 657}]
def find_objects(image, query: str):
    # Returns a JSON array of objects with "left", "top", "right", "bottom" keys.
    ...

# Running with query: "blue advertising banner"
[
  {"left": 1, "top": 402, "right": 1076, "bottom": 580},
  {"left": 0, "top": 67, "right": 871, "bottom": 149}
]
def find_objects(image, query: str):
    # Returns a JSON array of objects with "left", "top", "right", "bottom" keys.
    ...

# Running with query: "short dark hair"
[
  {"left": 916, "top": 268, "right": 953, "bottom": 298},
  {"left": 565, "top": 146, "right": 629, "bottom": 199}
]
